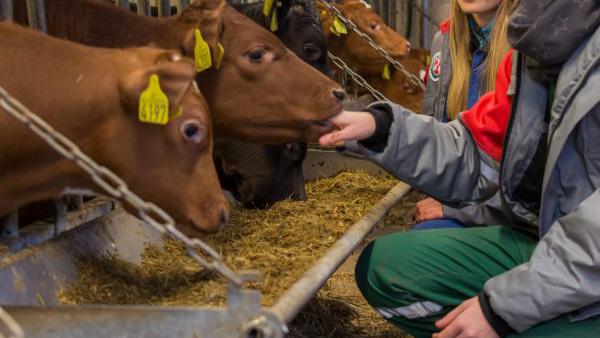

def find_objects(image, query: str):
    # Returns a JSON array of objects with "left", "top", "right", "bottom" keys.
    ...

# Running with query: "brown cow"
[
  {"left": 0, "top": 22, "right": 227, "bottom": 236},
  {"left": 15, "top": 0, "right": 344, "bottom": 143}
]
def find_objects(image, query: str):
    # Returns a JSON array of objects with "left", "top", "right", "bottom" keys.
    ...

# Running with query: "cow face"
[
  {"left": 277, "top": 0, "right": 331, "bottom": 76},
  {"left": 115, "top": 51, "right": 228, "bottom": 236},
  {"left": 319, "top": 0, "right": 411, "bottom": 74},
  {"left": 215, "top": 140, "right": 307, "bottom": 209},
  {"left": 189, "top": 6, "right": 344, "bottom": 143}
]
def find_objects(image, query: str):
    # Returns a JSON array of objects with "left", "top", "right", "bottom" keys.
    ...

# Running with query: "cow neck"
[
  {"left": 43, "top": 0, "right": 190, "bottom": 50},
  {"left": 0, "top": 26, "right": 132, "bottom": 214}
]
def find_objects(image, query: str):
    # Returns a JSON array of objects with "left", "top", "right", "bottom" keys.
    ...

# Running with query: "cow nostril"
[
  {"left": 332, "top": 89, "right": 346, "bottom": 102},
  {"left": 406, "top": 41, "right": 411, "bottom": 52},
  {"left": 220, "top": 208, "right": 229, "bottom": 225}
]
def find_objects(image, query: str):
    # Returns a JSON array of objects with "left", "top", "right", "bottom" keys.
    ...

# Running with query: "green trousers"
[{"left": 355, "top": 226, "right": 600, "bottom": 338}]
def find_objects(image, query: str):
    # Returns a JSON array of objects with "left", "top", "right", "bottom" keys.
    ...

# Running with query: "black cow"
[{"left": 217, "top": 0, "right": 329, "bottom": 209}]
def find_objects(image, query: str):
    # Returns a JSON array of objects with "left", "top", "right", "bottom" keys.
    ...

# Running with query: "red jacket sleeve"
[{"left": 460, "top": 50, "right": 514, "bottom": 162}]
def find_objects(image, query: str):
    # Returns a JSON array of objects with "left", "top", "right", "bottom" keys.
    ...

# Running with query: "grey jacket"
[
  {"left": 423, "top": 27, "right": 513, "bottom": 227},
  {"left": 347, "top": 26, "right": 600, "bottom": 333}
]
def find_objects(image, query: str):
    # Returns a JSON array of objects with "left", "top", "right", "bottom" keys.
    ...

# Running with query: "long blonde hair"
[{"left": 446, "top": 0, "right": 517, "bottom": 120}]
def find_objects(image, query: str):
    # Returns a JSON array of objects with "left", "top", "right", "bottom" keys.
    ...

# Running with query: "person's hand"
[
  {"left": 432, "top": 297, "right": 499, "bottom": 338},
  {"left": 414, "top": 197, "right": 443, "bottom": 222},
  {"left": 319, "top": 111, "right": 376, "bottom": 147}
]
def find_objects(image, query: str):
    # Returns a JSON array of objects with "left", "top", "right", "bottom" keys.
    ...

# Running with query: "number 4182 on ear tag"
[{"left": 139, "top": 74, "right": 169, "bottom": 125}]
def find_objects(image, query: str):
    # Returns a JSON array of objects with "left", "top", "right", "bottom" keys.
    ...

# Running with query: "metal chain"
[
  {"left": 318, "top": 0, "right": 426, "bottom": 91},
  {"left": 328, "top": 52, "right": 388, "bottom": 102},
  {"left": 0, "top": 86, "right": 244, "bottom": 286}
]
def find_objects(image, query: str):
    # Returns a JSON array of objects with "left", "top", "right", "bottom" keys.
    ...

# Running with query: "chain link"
[
  {"left": 319, "top": 0, "right": 426, "bottom": 91},
  {"left": 328, "top": 51, "right": 388, "bottom": 102},
  {"left": 0, "top": 86, "right": 244, "bottom": 286},
  {"left": 0, "top": 306, "right": 23, "bottom": 338}
]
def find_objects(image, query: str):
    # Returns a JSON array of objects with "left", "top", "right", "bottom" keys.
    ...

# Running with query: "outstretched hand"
[{"left": 319, "top": 111, "right": 376, "bottom": 147}]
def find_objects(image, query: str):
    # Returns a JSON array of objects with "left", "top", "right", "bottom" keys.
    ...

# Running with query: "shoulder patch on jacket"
[
  {"left": 429, "top": 51, "right": 442, "bottom": 82},
  {"left": 440, "top": 18, "right": 450, "bottom": 33}
]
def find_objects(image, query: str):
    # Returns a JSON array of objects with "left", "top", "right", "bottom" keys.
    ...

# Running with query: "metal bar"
[
  {"left": 137, "top": 0, "right": 150, "bottom": 16},
  {"left": 179, "top": 0, "right": 189, "bottom": 11},
  {"left": 0, "top": 0, "right": 13, "bottom": 21},
  {"left": 157, "top": 0, "right": 170, "bottom": 17},
  {"left": 0, "top": 306, "right": 23, "bottom": 338},
  {"left": 269, "top": 182, "right": 411, "bottom": 324},
  {"left": 25, "top": 0, "right": 46, "bottom": 32},
  {"left": 53, "top": 197, "right": 68, "bottom": 236},
  {"left": 117, "top": 0, "right": 129, "bottom": 10}
]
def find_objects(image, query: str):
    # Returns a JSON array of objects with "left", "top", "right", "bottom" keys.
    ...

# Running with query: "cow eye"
[
  {"left": 370, "top": 22, "right": 381, "bottom": 31},
  {"left": 247, "top": 47, "right": 266, "bottom": 63},
  {"left": 303, "top": 43, "right": 322, "bottom": 61},
  {"left": 285, "top": 143, "right": 305, "bottom": 160},
  {"left": 180, "top": 119, "right": 206, "bottom": 145}
]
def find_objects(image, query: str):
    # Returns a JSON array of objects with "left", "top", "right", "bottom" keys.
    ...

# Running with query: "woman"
[{"left": 414, "top": 0, "right": 517, "bottom": 229}]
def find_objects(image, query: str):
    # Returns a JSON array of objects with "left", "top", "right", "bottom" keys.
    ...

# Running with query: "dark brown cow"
[
  {"left": 15, "top": 0, "right": 344, "bottom": 143},
  {"left": 0, "top": 22, "right": 227, "bottom": 236}
]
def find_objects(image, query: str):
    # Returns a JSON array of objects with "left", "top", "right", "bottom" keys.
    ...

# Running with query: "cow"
[
  {"left": 15, "top": 0, "right": 345, "bottom": 144},
  {"left": 317, "top": 0, "right": 426, "bottom": 110},
  {"left": 0, "top": 22, "right": 227, "bottom": 236},
  {"left": 211, "top": 0, "right": 328, "bottom": 209}
]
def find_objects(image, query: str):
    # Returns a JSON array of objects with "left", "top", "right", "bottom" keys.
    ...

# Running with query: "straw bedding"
[{"left": 60, "top": 170, "right": 419, "bottom": 337}]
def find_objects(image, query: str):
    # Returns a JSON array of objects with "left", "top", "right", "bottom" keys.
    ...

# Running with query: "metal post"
[
  {"left": 53, "top": 198, "right": 68, "bottom": 236},
  {"left": 421, "top": 0, "right": 429, "bottom": 49},
  {"left": 179, "top": 0, "right": 189, "bottom": 11},
  {"left": 25, "top": 0, "right": 46, "bottom": 32},
  {"left": 137, "top": 0, "right": 150, "bottom": 16},
  {"left": 117, "top": 0, "right": 129, "bottom": 10},
  {"left": 269, "top": 182, "right": 411, "bottom": 324},
  {"left": 0, "top": 211, "right": 19, "bottom": 239},
  {"left": 0, "top": 0, "right": 13, "bottom": 21},
  {"left": 157, "top": 0, "right": 170, "bottom": 17}
]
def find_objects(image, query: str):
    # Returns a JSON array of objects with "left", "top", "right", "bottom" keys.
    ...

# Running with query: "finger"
[
  {"left": 436, "top": 320, "right": 462, "bottom": 338},
  {"left": 436, "top": 302, "right": 468, "bottom": 329},
  {"left": 318, "top": 131, "right": 345, "bottom": 147},
  {"left": 326, "top": 111, "right": 356, "bottom": 128}
]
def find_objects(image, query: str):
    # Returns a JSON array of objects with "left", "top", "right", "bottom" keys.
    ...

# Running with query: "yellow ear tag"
[
  {"left": 270, "top": 8, "right": 279, "bottom": 32},
  {"left": 194, "top": 29, "right": 212, "bottom": 72},
  {"left": 139, "top": 74, "right": 169, "bottom": 125},
  {"left": 382, "top": 64, "right": 391, "bottom": 80},
  {"left": 214, "top": 43, "right": 225, "bottom": 69},
  {"left": 330, "top": 25, "right": 341, "bottom": 37},
  {"left": 333, "top": 17, "right": 347, "bottom": 35},
  {"left": 263, "top": 0, "right": 274, "bottom": 16}
]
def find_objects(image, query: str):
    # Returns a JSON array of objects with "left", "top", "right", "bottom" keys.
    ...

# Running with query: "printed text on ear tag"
[
  {"left": 382, "top": 64, "right": 391, "bottom": 80},
  {"left": 270, "top": 8, "right": 279, "bottom": 32},
  {"left": 215, "top": 43, "right": 225, "bottom": 69},
  {"left": 333, "top": 17, "right": 347, "bottom": 35},
  {"left": 194, "top": 29, "right": 212, "bottom": 72},
  {"left": 139, "top": 74, "right": 169, "bottom": 125},
  {"left": 263, "top": 0, "right": 274, "bottom": 16}
]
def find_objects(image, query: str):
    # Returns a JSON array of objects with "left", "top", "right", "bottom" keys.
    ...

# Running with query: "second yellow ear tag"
[
  {"left": 263, "top": 0, "right": 274, "bottom": 16},
  {"left": 333, "top": 17, "right": 348, "bottom": 35},
  {"left": 194, "top": 29, "right": 212, "bottom": 72},
  {"left": 270, "top": 8, "right": 279, "bottom": 32},
  {"left": 382, "top": 64, "right": 391, "bottom": 80},
  {"left": 139, "top": 74, "right": 169, "bottom": 125},
  {"left": 215, "top": 43, "right": 225, "bottom": 69}
]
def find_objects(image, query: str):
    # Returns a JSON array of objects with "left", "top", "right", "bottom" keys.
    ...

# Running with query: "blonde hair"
[{"left": 446, "top": 0, "right": 517, "bottom": 120}]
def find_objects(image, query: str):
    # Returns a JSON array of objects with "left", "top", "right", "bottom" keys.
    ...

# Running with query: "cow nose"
[
  {"left": 406, "top": 41, "right": 411, "bottom": 52},
  {"left": 220, "top": 207, "right": 229, "bottom": 230},
  {"left": 332, "top": 89, "right": 346, "bottom": 102}
]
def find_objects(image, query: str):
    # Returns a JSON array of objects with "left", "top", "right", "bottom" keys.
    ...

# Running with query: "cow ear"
[
  {"left": 181, "top": 0, "right": 226, "bottom": 63},
  {"left": 316, "top": 1, "right": 335, "bottom": 38},
  {"left": 119, "top": 53, "right": 196, "bottom": 117}
]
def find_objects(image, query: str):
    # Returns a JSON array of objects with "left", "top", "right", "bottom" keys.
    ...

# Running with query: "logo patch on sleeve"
[{"left": 429, "top": 51, "right": 442, "bottom": 82}]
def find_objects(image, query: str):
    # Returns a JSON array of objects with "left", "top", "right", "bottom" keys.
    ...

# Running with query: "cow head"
[
  {"left": 113, "top": 50, "right": 228, "bottom": 236},
  {"left": 178, "top": 3, "right": 344, "bottom": 143},
  {"left": 318, "top": 0, "right": 410, "bottom": 74},
  {"left": 214, "top": 140, "right": 307, "bottom": 209}
]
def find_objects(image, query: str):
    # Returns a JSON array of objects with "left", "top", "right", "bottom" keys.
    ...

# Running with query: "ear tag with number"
[
  {"left": 139, "top": 74, "right": 169, "bottom": 125},
  {"left": 194, "top": 29, "right": 212, "bottom": 72},
  {"left": 333, "top": 17, "right": 347, "bottom": 35},
  {"left": 263, "top": 0, "right": 274, "bottom": 16},
  {"left": 330, "top": 25, "right": 340, "bottom": 37},
  {"left": 382, "top": 64, "right": 391, "bottom": 80},
  {"left": 270, "top": 8, "right": 279, "bottom": 32},
  {"left": 214, "top": 43, "right": 225, "bottom": 69}
]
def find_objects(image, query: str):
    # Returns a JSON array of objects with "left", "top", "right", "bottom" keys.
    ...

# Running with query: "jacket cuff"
[
  {"left": 358, "top": 107, "right": 393, "bottom": 152},
  {"left": 478, "top": 291, "right": 515, "bottom": 338}
]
